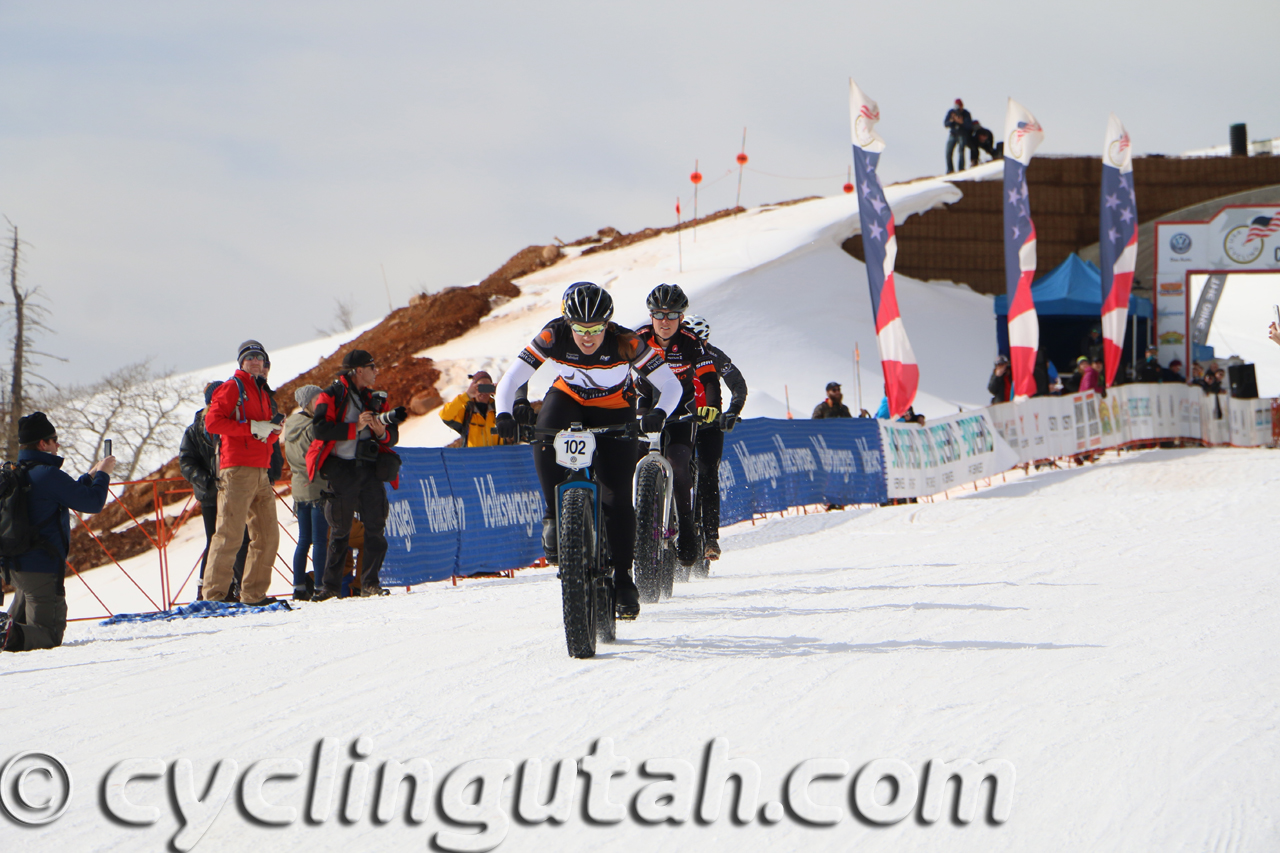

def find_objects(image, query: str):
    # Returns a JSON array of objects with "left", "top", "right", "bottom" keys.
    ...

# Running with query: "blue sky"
[{"left": 1, "top": 0, "right": 1275, "bottom": 385}]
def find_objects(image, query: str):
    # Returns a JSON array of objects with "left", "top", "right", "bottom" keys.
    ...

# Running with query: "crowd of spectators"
[
  {"left": 986, "top": 328, "right": 1234, "bottom": 405},
  {"left": 177, "top": 342, "right": 405, "bottom": 605}
]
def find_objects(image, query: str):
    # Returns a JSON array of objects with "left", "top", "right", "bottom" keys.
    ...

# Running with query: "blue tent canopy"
[{"left": 993, "top": 254, "right": 1153, "bottom": 319}]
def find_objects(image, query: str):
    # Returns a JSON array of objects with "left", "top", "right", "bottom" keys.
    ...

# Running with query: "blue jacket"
[{"left": 10, "top": 449, "right": 110, "bottom": 574}]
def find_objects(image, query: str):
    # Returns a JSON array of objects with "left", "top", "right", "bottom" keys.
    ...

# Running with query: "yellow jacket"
[{"left": 440, "top": 394, "right": 505, "bottom": 447}]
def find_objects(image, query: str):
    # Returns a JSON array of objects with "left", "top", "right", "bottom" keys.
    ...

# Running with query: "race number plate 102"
[{"left": 553, "top": 431, "right": 597, "bottom": 470}]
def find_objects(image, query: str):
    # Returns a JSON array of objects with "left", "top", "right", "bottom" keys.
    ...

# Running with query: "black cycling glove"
[
  {"left": 494, "top": 412, "right": 518, "bottom": 441},
  {"left": 639, "top": 408, "right": 667, "bottom": 433}
]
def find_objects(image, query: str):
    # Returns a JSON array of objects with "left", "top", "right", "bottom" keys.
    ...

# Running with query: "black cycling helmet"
[
  {"left": 646, "top": 283, "right": 689, "bottom": 314},
  {"left": 561, "top": 282, "right": 614, "bottom": 323}
]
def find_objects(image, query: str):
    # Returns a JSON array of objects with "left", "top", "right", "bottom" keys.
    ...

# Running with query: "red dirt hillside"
[{"left": 61, "top": 200, "right": 780, "bottom": 576}]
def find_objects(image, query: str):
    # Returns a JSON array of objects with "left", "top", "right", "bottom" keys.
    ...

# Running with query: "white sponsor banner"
[
  {"left": 879, "top": 409, "right": 1019, "bottom": 498},
  {"left": 1200, "top": 391, "right": 1232, "bottom": 445},
  {"left": 894, "top": 387, "right": 1274, "bottom": 499},
  {"left": 989, "top": 391, "right": 1113, "bottom": 465}
]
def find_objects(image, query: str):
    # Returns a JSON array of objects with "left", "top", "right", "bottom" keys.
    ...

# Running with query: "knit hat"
[
  {"left": 955, "top": 98, "right": 964, "bottom": 107},
  {"left": 18, "top": 411, "right": 56, "bottom": 445},
  {"left": 342, "top": 349, "right": 376, "bottom": 369},
  {"left": 204, "top": 380, "right": 224, "bottom": 406},
  {"left": 294, "top": 384, "right": 322, "bottom": 410},
  {"left": 826, "top": 381, "right": 841, "bottom": 392},
  {"left": 237, "top": 339, "right": 268, "bottom": 365}
]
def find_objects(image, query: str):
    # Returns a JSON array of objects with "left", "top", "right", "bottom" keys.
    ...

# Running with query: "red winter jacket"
[
  {"left": 204, "top": 369, "right": 279, "bottom": 469},
  {"left": 305, "top": 374, "right": 399, "bottom": 484}
]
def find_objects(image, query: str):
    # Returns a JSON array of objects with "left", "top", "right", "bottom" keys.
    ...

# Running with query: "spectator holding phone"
[
  {"left": 200, "top": 339, "right": 283, "bottom": 606},
  {"left": 440, "top": 370, "right": 507, "bottom": 447},
  {"left": 1, "top": 412, "right": 114, "bottom": 651}
]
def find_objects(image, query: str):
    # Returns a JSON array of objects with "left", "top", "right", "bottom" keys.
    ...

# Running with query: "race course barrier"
[
  {"left": 379, "top": 385, "right": 1275, "bottom": 584},
  {"left": 381, "top": 418, "right": 890, "bottom": 586}
]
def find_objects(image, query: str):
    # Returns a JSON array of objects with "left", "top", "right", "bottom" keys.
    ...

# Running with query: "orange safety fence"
[{"left": 64, "top": 475, "right": 300, "bottom": 623}]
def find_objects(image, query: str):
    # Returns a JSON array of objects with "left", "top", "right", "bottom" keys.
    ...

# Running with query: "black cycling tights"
[
  {"left": 695, "top": 427, "right": 724, "bottom": 535},
  {"left": 662, "top": 422, "right": 696, "bottom": 530},
  {"left": 534, "top": 388, "right": 639, "bottom": 572}
]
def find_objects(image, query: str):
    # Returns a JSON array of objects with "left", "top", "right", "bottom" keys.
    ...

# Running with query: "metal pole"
[
  {"left": 1131, "top": 313, "right": 1137, "bottom": 380},
  {"left": 855, "top": 343, "right": 862, "bottom": 412},
  {"left": 676, "top": 198, "right": 682, "bottom": 273}
]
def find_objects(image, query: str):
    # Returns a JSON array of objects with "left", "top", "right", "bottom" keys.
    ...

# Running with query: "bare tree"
[
  {"left": 0, "top": 220, "right": 58, "bottom": 458},
  {"left": 41, "top": 360, "right": 201, "bottom": 480},
  {"left": 315, "top": 295, "right": 356, "bottom": 336}
]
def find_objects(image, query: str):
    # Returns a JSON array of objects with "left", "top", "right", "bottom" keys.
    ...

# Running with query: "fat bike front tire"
[{"left": 559, "top": 487, "right": 597, "bottom": 659}]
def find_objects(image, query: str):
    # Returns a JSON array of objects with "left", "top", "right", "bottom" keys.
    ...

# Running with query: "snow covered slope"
[
  {"left": 12, "top": 447, "right": 1279, "bottom": 851},
  {"left": 401, "top": 179, "right": 994, "bottom": 448}
]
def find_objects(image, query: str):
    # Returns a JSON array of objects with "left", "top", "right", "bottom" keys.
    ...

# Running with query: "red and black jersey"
[
  {"left": 519, "top": 318, "right": 665, "bottom": 409},
  {"left": 635, "top": 325, "right": 721, "bottom": 414}
]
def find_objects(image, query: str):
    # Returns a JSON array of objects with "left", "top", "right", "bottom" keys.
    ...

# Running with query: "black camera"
[{"left": 355, "top": 439, "right": 380, "bottom": 463}]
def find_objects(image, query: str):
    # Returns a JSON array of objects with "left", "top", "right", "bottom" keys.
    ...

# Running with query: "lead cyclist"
[{"left": 494, "top": 282, "right": 683, "bottom": 619}]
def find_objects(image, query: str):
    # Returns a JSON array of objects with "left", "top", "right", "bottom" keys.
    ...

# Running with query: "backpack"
[{"left": 0, "top": 461, "right": 61, "bottom": 561}]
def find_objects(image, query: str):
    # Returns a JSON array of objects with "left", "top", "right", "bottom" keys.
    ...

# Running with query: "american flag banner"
[
  {"left": 1100, "top": 112, "right": 1137, "bottom": 387},
  {"left": 849, "top": 79, "right": 917, "bottom": 418},
  {"left": 1002, "top": 98, "right": 1045, "bottom": 399},
  {"left": 1245, "top": 213, "right": 1280, "bottom": 244}
]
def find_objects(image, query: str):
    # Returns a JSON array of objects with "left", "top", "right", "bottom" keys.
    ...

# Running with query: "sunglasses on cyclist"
[
  {"left": 650, "top": 311, "right": 683, "bottom": 321},
  {"left": 569, "top": 322, "right": 607, "bottom": 336}
]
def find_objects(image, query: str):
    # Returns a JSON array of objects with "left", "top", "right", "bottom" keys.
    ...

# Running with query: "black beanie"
[{"left": 18, "top": 412, "right": 56, "bottom": 445}]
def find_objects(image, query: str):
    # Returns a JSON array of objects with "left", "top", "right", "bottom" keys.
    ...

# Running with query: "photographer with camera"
[
  {"left": 305, "top": 349, "right": 407, "bottom": 600},
  {"left": 201, "top": 340, "right": 285, "bottom": 606},
  {"left": 440, "top": 370, "right": 508, "bottom": 448}
]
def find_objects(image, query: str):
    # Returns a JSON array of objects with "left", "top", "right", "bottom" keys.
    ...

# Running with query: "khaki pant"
[{"left": 201, "top": 466, "right": 279, "bottom": 603}]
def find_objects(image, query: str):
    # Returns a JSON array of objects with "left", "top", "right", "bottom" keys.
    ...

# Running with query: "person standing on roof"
[
  {"left": 683, "top": 314, "right": 747, "bottom": 562},
  {"left": 945, "top": 98, "right": 973, "bottom": 173},
  {"left": 201, "top": 340, "right": 283, "bottom": 606},
  {"left": 493, "top": 282, "right": 683, "bottom": 620},
  {"left": 635, "top": 284, "right": 722, "bottom": 567}
]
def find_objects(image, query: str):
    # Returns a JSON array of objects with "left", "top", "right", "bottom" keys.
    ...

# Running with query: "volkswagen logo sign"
[{"left": 1170, "top": 232, "right": 1192, "bottom": 255}]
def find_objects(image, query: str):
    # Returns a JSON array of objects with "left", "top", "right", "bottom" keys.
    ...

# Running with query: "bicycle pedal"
[{"left": 616, "top": 611, "right": 639, "bottom": 622}]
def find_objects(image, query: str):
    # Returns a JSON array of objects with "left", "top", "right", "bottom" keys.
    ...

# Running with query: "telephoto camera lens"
[{"left": 375, "top": 406, "right": 409, "bottom": 426}]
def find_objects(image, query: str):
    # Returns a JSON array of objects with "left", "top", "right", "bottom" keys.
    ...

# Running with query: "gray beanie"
[
  {"left": 294, "top": 385, "right": 322, "bottom": 410},
  {"left": 238, "top": 339, "right": 268, "bottom": 366}
]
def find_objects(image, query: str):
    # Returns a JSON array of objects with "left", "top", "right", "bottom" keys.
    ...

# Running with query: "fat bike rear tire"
[
  {"left": 559, "top": 487, "right": 597, "bottom": 659},
  {"left": 596, "top": 576, "right": 616, "bottom": 643},
  {"left": 632, "top": 461, "right": 665, "bottom": 604},
  {"left": 659, "top": 503, "right": 676, "bottom": 599}
]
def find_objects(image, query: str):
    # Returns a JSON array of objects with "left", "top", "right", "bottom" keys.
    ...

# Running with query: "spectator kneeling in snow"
[{"left": 2, "top": 413, "right": 114, "bottom": 652}]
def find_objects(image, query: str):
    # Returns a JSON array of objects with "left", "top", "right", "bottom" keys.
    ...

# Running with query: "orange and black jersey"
[
  {"left": 634, "top": 325, "right": 721, "bottom": 415},
  {"left": 517, "top": 318, "right": 666, "bottom": 409}
]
